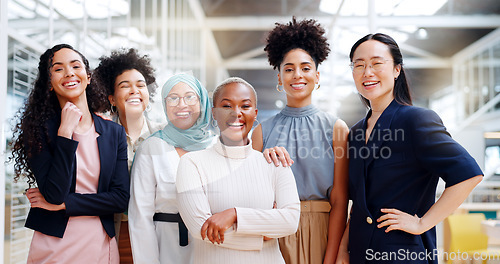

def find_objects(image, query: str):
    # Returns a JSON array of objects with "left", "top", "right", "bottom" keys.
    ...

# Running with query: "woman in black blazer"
[
  {"left": 336, "top": 34, "right": 483, "bottom": 264},
  {"left": 11, "top": 44, "right": 129, "bottom": 264}
]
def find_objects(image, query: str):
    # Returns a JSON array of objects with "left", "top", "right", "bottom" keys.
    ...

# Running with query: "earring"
[
  {"left": 110, "top": 105, "right": 117, "bottom": 114},
  {"left": 276, "top": 84, "right": 283, "bottom": 92},
  {"left": 395, "top": 77, "right": 398, "bottom": 81},
  {"left": 252, "top": 117, "right": 260, "bottom": 129},
  {"left": 315, "top": 83, "right": 320, "bottom": 90},
  {"left": 145, "top": 104, "right": 152, "bottom": 112}
]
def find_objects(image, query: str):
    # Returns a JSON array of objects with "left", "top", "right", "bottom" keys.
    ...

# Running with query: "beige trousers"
[{"left": 279, "top": 200, "right": 331, "bottom": 264}]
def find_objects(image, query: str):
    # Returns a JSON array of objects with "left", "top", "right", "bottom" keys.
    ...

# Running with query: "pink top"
[{"left": 28, "top": 123, "right": 119, "bottom": 264}]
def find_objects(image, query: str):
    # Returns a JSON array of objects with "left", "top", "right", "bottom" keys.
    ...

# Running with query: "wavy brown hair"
[{"left": 10, "top": 44, "right": 108, "bottom": 186}]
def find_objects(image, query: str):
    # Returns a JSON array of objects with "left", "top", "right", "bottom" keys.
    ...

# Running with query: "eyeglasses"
[
  {"left": 350, "top": 59, "right": 393, "bottom": 74},
  {"left": 165, "top": 94, "right": 199, "bottom": 106}
]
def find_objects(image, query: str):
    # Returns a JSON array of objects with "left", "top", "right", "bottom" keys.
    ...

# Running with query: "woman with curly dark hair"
[
  {"left": 92, "top": 48, "right": 163, "bottom": 263},
  {"left": 252, "top": 17, "right": 349, "bottom": 264},
  {"left": 11, "top": 44, "right": 129, "bottom": 263}
]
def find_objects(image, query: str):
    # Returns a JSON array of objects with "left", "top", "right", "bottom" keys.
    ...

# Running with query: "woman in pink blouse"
[{"left": 11, "top": 44, "right": 129, "bottom": 264}]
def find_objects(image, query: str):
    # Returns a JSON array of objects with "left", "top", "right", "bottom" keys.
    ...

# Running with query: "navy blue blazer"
[
  {"left": 24, "top": 113, "right": 129, "bottom": 238},
  {"left": 348, "top": 100, "right": 482, "bottom": 263}
]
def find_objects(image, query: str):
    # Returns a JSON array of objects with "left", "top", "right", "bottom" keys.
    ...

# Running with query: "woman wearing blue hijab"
[{"left": 128, "top": 73, "right": 215, "bottom": 264}]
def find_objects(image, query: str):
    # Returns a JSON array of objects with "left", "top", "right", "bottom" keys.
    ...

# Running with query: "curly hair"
[
  {"left": 10, "top": 44, "right": 108, "bottom": 186},
  {"left": 264, "top": 17, "right": 330, "bottom": 70},
  {"left": 92, "top": 48, "right": 157, "bottom": 112}
]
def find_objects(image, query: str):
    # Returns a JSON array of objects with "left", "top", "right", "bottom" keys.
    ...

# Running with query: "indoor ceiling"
[
  {"left": 196, "top": 0, "right": 500, "bottom": 126},
  {"left": 6, "top": 0, "right": 500, "bottom": 127}
]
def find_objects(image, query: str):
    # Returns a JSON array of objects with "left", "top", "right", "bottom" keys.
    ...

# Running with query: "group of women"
[{"left": 11, "top": 16, "right": 483, "bottom": 264}]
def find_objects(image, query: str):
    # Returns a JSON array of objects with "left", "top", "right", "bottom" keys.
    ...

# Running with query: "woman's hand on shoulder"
[
  {"left": 58, "top": 102, "right": 82, "bottom": 138},
  {"left": 26, "top": 188, "right": 66, "bottom": 211},
  {"left": 250, "top": 124, "right": 293, "bottom": 166},
  {"left": 377, "top": 208, "right": 423, "bottom": 235},
  {"left": 201, "top": 208, "right": 237, "bottom": 244},
  {"left": 263, "top": 146, "right": 294, "bottom": 167}
]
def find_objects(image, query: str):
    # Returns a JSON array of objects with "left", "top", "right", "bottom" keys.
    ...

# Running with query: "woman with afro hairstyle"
[
  {"left": 11, "top": 44, "right": 129, "bottom": 263},
  {"left": 252, "top": 17, "right": 349, "bottom": 264},
  {"left": 92, "top": 48, "right": 163, "bottom": 263}
]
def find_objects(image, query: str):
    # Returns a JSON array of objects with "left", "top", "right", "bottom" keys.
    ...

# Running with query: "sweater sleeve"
[
  {"left": 176, "top": 154, "right": 264, "bottom": 251},
  {"left": 234, "top": 166, "right": 300, "bottom": 238}
]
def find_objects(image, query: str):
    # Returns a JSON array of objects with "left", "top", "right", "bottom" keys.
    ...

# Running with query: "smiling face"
[
  {"left": 49, "top": 48, "right": 90, "bottom": 106},
  {"left": 108, "top": 69, "right": 150, "bottom": 120},
  {"left": 165, "top": 82, "right": 201, "bottom": 130},
  {"left": 212, "top": 82, "right": 258, "bottom": 146},
  {"left": 351, "top": 40, "right": 401, "bottom": 108},
  {"left": 278, "top": 48, "right": 319, "bottom": 108}
]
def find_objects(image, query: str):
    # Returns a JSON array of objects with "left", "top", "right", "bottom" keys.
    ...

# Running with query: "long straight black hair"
[{"left": 349, "top": 33, "right": 412, "bottom": 108}]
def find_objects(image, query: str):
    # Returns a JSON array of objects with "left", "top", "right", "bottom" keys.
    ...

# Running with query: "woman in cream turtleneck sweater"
[{"left": 176, "top": 77, "right": 300, "bottom": 264}]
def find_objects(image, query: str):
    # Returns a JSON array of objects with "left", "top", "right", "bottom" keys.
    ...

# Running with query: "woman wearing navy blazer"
[
  {"left": 336, "top": 34, "right": 483, "bottom": 263},
  {"left": 11, "top": 44, "right": 129, "bottom": 263}
]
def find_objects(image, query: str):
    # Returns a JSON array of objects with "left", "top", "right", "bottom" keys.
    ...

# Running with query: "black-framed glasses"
[
  {"left": 350, "top": 59, "right": 393, "bottom": 74},
  {"left": 165, "top": 93, "right": 199, "bottom": 106}
]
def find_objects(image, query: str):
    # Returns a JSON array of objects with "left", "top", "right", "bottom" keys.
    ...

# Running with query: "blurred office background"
[{"left": 1, "top": 0, "right": 500, "bottom": 263}]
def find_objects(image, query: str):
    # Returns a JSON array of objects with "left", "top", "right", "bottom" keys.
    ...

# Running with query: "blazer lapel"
[
  {"left": 363, "top": 100, "right": 401, "bottom": 167},
  {"left": 349, "top": 121, "right": 371, "bottom": 216},
  {"left": 93, "top": 114, "right": 106, "bottom": 193}
]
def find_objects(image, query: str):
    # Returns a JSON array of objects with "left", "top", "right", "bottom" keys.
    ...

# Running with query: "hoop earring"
[
  {"left": 145, "top": 104, "right": 152, "bottom": 112},
  {"left": 110, "top": 105, "right": 117, "bottom": 114},
  {"left": 276, "top": 84, "right": 283, "bottom": 92},
  {"left": 252, "top": 117, "right": 260, "bottom": 129},
  {"left": 315, "top": 83, "right": 320, "bottom": 90}
]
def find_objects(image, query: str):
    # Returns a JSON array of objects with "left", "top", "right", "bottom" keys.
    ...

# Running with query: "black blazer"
[
  {"left": 25, "top": 113, "right": 129, "bottom": 238},
  {"left": 348, "top": 100, "right": 482, "bottom": 263}
]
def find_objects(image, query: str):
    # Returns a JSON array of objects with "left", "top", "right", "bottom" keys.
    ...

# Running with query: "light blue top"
[{"left": 261, "top": 104, "right": 337, "bottom": 201}]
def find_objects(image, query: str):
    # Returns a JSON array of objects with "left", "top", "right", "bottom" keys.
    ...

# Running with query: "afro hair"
[
  {"left": 264, "top": 17, "right": 330, "bottom": 70},
  {"left": 93, "top": 48, "right": 157, "bottom": 111}
]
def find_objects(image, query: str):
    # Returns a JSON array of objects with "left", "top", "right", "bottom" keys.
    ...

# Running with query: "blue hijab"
[{"left": 152, "top": 73, "right": 214, "bottom": 151}]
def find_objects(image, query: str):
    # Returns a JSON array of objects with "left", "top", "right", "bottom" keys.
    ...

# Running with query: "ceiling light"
[
  {"left": 484, "top": 132, "right": 500, "bottom": 139},
  {"left": 393, "top": 0, "right": 447, "bottom": 16},
  {"left": 416, "top": 28, "right": 428, "bottom": 39},
  {"left": 319, "top": 0, "right": 367, "bottom": 16}
]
